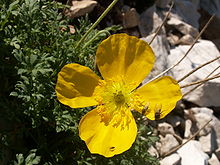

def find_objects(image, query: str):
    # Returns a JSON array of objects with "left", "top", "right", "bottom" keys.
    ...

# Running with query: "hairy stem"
[
  {"left": 180, "top": 73, "right": 220, "bottom": 88},
  {"left": 75, "top": 0, "right": 119, "bottom": 49}
]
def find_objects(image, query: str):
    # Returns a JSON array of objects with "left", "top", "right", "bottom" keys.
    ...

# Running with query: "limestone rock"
[
  {"left": 155, "top": 0, "right": 171, "bottom": 9},
  {"left": 190, "top": 107, "right": 214, "bottom": 116},
  {"left": 208, "top": 153, "right": 220, "bottom": 165},
  {"left": 194, "top": 112, "right": 212, "bottom": 136},
  {"left": 138, "top": 5, "right": 165, "bottom": 37},
  {"left": 160, "top": 153, "right": 181, "bottom": 165},
  {"left": 179, "top": 34, "right": 195, "bottom": 45},
  {"left": 166, "top": 115, "right": 184, "bottom": 128},
  {"left": 148, "top": 145, "right": 159, "bottom": 158},
  {"left": 159, "top": 134, "right": 179, "bottom": 156},
  {"left": 177, "top": 140, "right": 209, "bottom": 165},
  {"left": 168, "top": 39, "right": 220, "bottom": 107},
  {"left": 199, "top": 10, "right": 220, "bottom": 50},
  {"left": 215, "top": 148, "right": 220, "bottom": 160},
  {"left": 66, "top": 0, "right": 97, "bottom": 18},
  {"left": 172, "top": 0, "right": 200, "bottom": 29},
  {"left": 184, "top": 119, "right": 193, "bottom": 138},
  {"left": 167, "top": 17, "right": 199, "bottom": 38},
  {"left": 141, "top": 34, "right": 170, "bottom": 82},
  {"left": 167, "top": 34, "right": 180, "bottom": 46},
  {"left": 186, "top": 107, "right": 220, "bottom": 151},
  {"left": 158, "top": 122, "right": 175, "bottom": 136},
  {"left": 199, "top": 133, "right": 216, "bottom": 154},
  {"left": 122, "top": 8, "right": 139, "bottom": 29},
  {"left": 200, "top": 0, "right": 220, "bottom": 18}
]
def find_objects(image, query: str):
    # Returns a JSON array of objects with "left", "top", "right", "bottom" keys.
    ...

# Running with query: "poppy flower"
[{"left": 55, "top": 33, "right": 182, "bottom": 157}]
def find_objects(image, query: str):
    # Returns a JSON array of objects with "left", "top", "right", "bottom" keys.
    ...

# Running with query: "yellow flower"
[{"left": 55, "top": 33, "right": 182, "bottom": 157}]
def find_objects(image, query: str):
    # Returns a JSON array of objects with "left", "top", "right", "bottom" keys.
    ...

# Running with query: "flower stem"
[
  {"left": 178, "top": 55, "right": 220, "bottom": 82},
  {"left": 183, "top": 65, "right": 220, "bottom": 97},
  {"left": 180, "top": 73, "right": 220, "bottom": 88},
  {"left": 149, "top": 0, "right": 174, "bottom": 45},
  {"left": 75, "top": 0, "right": 119, "bottom": 49},
  {"left": 146, "top": 14, "right": 215, "bottom": 84}
]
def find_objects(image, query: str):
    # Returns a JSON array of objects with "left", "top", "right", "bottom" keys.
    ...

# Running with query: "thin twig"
[
  {"left": 183, "top": 65, "right": 220, "bottom": 97},
  {"left": 162, "top": 119, "right": 212, "bottom": 158},
  {"left": 180, "top": 73, "right": 220, "bottom": 88},
  {"left": 149, "top": 0, "right": 174, "bottom": 45},
  {"left": 75, "top": 0, "right": 119, "bottom": 49},
  {"left": 146, "top": 15, "right": 215, "bottom": 84},
  {"left": 178, "top": 55, "right": 220, "bottom": 82}
]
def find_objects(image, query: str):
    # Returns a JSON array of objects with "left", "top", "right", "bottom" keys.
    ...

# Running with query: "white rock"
[
  {"left": 190, "top": 107, "right": 214, "bottom": 116},
  {"left": 211, "top": 117, "right": 220, "bottom": 149},
  {"left": 159, "top": 134, "right": 179, "bottom": 156},
  {"left": 177, "top": 140, "right": 209, "bottom": 165},
  {"left": 148, "top": 145, "right": 159, "bottom": 158},
  {"left": 122, "top": 8, "right": 139, "bottom": 29},
  {"left": 194, "top": 112, "right": 212, "bottom": 136},
  {"left": 208, "top": 153, "right": 220, "bottom": 165},
  {"left": 200, "top": 0, "right": 220, "bottom": 18},
  {"left": 168, "top": 39, "right": 220, "bottom": 107},
  {"left": 66, "top": 0, "right": 97, "bottom": 18},
  {"left": 141, "top": 33, "right": 170, "bottom": 82},
  {"left": 179, "top": 34, "right": 195, "bottom": 45},
  {"left": 172, "top": 0, "right": 200, "bottom": 29},
  {"left": 199, "top": 132, "right": 216, "bottom": 154},
  {"left": 158, "top": 122, "right": 175, "bottom": 136},
  {"left": 167, "top": 17, "right": 199, "bottom": 38},
  {"left": 167, "top": 34, "right": 180, "bottom": 46},
  {"left": 215, "top": 148, "right": 220, "bottom": 160},
  {"left": 186, "top": 107, "right": 220, "bottom": 150},
  {"left": 160, "top": 153, "right": 181, "bottom": 165},
  {"left": 138, "top": 5, "right": 165, "bottom": 37},
  {"left": 184, "top": 119, "right": 193, "bottom": 138}
]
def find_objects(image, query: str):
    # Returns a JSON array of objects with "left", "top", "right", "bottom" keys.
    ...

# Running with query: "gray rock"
[
  {"left": 177, "top": 140, "right": 209, "bottom": 165},
  {"left": 168, "top": 39, "right": 220, "bottom": 107},
  {"left": 190, "top": 107, "right": 213, "bottom": 116},
  {"left": 167, "top": 115, "right": 184, "bottom": 128},
  {"left": 184, "top": 119, "right": 193, "bottom": 138},
  {"left": 199, "top": 132, "right": 216, "bottom": 154},
  {"left": 138, "top": 5, "right": 165, "bottom": 37},
  {"left": 122, "top": 8, "right": 139, "bottom": 29},
  {"left": 215, "top": 148, "right": 220, "bottom": 160},
  {"left": 141, "top": 34, "right": 170, "bottom": 82},
  {"left": 160, "top": 153, "right": 181, "bottom": 165},
  {"left": 188, "top": 107, "right": 219, "bottom": 150},
  {"left": 173, "top": 0, "right": 200, "bottom": 29},
  {"left": 158, "top": 122, "right": 175, "bottom": 136},
  {"left": 200, "top": 0, "right": 220, "bottom": 18},
  {"left": 155, "top": 0, "right": 171, "bottom": 8},
  {"left": 159, "top": 134, "right": 179, "bottom": 156},
  {"left": 179, "top": 34, "right": 195, "bottom": 45},
  {"left": 208, "top": 153, "right": 220, "bottom": 165},
  {"left": 66, "top": 0, "right": 97, "bottom": 18},
  {"left": 167, "top": 17, "right": 199, "bottom": 38},
  {"left": 194, "top": 112, "right": 212, "bottom": 136},
  {"left": 148, "top": 145, "right": 159, "bottom": 158}
]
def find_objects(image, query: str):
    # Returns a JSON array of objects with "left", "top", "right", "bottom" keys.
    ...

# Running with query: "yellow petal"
[
  {"left": 56, "top": 63, "right": 101, "bottom": 108},
  {"left": 96, "top": 33, "right": 155, "bottom": 89},
  {"left": 135, "top": 76, "right": 182, "bottom": 120},
  {"left": 79, "top": 108, "right": 137, "bottom": 157}
]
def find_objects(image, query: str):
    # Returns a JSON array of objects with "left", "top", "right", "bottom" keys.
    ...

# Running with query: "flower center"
[
  {"left": 114, "top": 91, "right": 125, "bottom": 106},
  {"left": 94, "top": 79, "right": 135, "bottom": 128}
]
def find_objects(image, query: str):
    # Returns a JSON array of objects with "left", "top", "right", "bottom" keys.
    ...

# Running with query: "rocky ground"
[{"left": 63, "top": 0, "right": 220, "bottom": 164}]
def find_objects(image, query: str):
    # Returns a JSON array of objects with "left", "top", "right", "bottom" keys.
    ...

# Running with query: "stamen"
[{"left": 94, "top": 79, "right": 136, "bottom": 128}]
